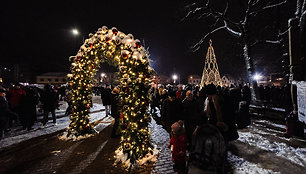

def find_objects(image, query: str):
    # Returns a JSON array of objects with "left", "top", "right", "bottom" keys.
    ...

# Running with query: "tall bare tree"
[{"left": 183, "top": 0, "right": 288, "bottom": 100}]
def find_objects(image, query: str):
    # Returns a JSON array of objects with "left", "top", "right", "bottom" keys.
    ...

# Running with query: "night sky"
[{"left": 0, "top": 0, "right": 296, "bottom": 82}]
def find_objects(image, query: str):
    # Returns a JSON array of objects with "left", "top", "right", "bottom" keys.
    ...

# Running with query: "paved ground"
[{"left": 0, "top": 106, "right": 305, "bottom": 174}]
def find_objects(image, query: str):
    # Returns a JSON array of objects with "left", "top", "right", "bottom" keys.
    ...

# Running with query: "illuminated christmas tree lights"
[{"left": 68, "top": 26, "right": 154, "bottom": 164}]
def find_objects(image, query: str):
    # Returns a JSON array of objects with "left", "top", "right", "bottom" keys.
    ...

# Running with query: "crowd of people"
[
  {"left": 0, "top": 81, "right": 292, "bottom": 173},
  {"left": 257, "top": 85, "right": 292, "bottom": 112},
  {"left": 149, "top": 83, "right": 253, "bottom": 173},
  {"left": 148, "top": 83, "right": 294, "bottom": 173},
  {"left": 0, "top": 83, "right": 67, "bottom": 138}
]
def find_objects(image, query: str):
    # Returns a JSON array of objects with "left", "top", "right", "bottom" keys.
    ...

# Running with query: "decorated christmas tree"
[
  {"left": 200, "top": 39, "right": 222, "bottom": 87},
  {"left": 67, "top": 26, "right": 155, "bottom": 165}
]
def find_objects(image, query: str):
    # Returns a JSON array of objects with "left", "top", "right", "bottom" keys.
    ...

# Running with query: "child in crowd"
[{"left": 169, "top": 120, "right": 187, "bottom": 173}]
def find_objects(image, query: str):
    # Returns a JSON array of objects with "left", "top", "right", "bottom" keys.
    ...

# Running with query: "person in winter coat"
[
  {"left": 64, "top": 87, "right": 73, "bottom": 116},
  {"left": 110, "top": 87, "right": 120, "bottom": 138},
  {"left": 169, "top": 121, "right": 187, "bottom": 173},
  {"left": 159, "top": 89, "right": 168, "bottom": 107},
  {"left": 20, "top": 86, "right": 39, "bottom": 130},
  {"left": 176, "top": 85, "right": 184, "bottom": 101},
  {"left": 102, "top": 85, "right": 112, "bottom": 116},
  {"left": 150, "top": 87, "right": 160, "bottom": 114},
  {"left": 7, "top": 83, "right": 26, "bottom": 127},
  {"left": 0, "top": 87, "right": 18, "bottom": 138},
  {"left": 204, "top": 84, "right": 224, "bottom": 127},
  {"left": 188, "top": 124, "right": 226, "bottom": 174},
  {"left": 182, "top": 90, "right": 201, "bottom": 148},
  {"left": 40, "top": 85, "right": 59, "bottom": 126},
  {"left": 161, "top": 91, "right": 183, "bottom": 134},
  {"left": 204, "top": 84, "right": 238, "bottom": 142}
]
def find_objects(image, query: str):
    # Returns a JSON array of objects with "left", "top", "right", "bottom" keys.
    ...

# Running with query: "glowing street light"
[
  {"left": 72, "top": 29, "right": 79, "bottom": 35},
  {"left": 253, "top": 73, "right": 262, "bottom": 81},
  {"left": 172, "top": 74, "right": 178, "bottom": 84},
  {"left": 100, "top": 73, "right": 107, "bottom": 83}
]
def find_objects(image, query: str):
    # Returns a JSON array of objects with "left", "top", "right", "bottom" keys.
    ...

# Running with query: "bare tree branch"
[
  {"left": 192, "top": 26, "right": 226, "bottom": 52},
  {"left": 250, "top": 39, "right": 281, "bottom": 48},
  {"left": 251, "top": 0, "right": 261, "bottom": 6},
  {"left": 197, "top": 12, "right": 212, "bottom": 20},
  {"left": 224, "top": 0, "right": 229, "bottom": 15},
  {"left": 224, "top": 21, "right": 242, "bottom": 37},
  {"left": 181, "top": 7, "right": 205, "bottom": 22},
  {"left": 250, "top": 0, "right": 287, "bottom": 16},
  {"left": 278, "top": 26, "right": 292, "bottom": 36}
]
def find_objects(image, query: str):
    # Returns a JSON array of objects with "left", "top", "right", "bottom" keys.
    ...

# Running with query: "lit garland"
[{"left": 68, "top": 26, "right": 154, "bottom": 164}]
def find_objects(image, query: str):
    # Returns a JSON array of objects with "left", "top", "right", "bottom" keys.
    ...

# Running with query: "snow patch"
[
  {"left": 228, "top": 152, "right": 281, "bottom": 174},
  {"left": 114, "top": 144, "right": 159, "bottom": 169},
  {"left": 238, "top": 131, "right": 306, "bottom": 166},
  {"left": 58, "top": 132, "right": 95, "bottom": 141},
  {"left": 0, "top": 104, "right": 106, "bottom": 149}
]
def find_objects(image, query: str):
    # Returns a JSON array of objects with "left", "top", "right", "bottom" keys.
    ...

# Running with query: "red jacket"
[
  {"left": 170, "top": 133, "right": 187, "bottom": 164},
  {"left": 8, "top": 88, "right": 26, "bottom": 108}
]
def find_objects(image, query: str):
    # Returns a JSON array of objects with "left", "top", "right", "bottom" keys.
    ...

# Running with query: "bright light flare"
[
  {"left": 253, "top": 73, "right": 262, "bottom": 81},
  {"left": 72, "top": 29, "right": 79, "bottom": 35},
  {"left": 172, "top": 74, "right": 178, "bottom": 80}
]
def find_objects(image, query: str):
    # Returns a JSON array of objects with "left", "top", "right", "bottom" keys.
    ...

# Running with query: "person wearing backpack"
[{"left": 187, "top": 124, "right": 226, "bottom": 174}]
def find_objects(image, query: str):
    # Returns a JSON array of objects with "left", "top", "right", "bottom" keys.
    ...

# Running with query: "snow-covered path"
[
  {"left": 0, "top": 97, "right": 106, "bottom": 150},
  {"left": 227, "top": 118, "right": 306, "bottom": 174}
]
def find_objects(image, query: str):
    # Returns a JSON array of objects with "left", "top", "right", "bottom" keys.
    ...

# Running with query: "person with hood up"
[{"left": 169, "top": 120, "right": 187, "bottom": 173}]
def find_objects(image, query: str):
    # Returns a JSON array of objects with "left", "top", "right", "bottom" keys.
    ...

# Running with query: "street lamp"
[
  {"left": 72, "top": 29, "right": 79, "bottom": 35},
  {"left": 172, "top": 74, "right": 178, "bottom": 84},
  {"left": 100, "top": 73, "right": 106, "bottom": 83},
  {"left": 253, "top": 73, "right": 262, "bottom": 81}
]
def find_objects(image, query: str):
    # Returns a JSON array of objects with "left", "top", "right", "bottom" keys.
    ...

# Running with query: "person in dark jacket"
[
  {"left": 182, "top": 90, "right": 201, "bottom": 148},
  {"left": 150, "top": 87, "right": 160, "bottom": 114},
  {"left": 161, "top": 91, "right": 183, "bottom": 134},
  {"left": 204, "top": 84, "right": 238, "bottom": 142},
  {"left": 0, "top": 87, "right": 18, "bottom": 138},
  {"left": 40, "top": 85, "right": 59, "bottom": 126},
  {"left": 102, "top": 85, "right": 112, "bottom": 116},
  {"left": 20, "top": 86, "right": 39, "bottom": 130},
  {"left": 110, "top": 87, "right": 120, "bottom": 138}
]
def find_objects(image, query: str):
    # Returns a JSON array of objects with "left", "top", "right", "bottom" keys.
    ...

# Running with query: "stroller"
[{"left": 187, "top": 124, "right": 226, "bottom": 174}]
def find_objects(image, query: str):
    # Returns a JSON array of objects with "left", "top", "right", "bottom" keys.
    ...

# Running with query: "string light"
[{"left": 67, "top": 26, "right": 154, "bottom": 164}]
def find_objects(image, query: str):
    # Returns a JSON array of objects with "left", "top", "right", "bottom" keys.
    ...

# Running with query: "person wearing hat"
[
  {"left": 204, "top": 84, "right": 228, "bottom": 132},
  {"left": 161, "top": 90, "right": 183, "bottom": 134},
  {"left": 169, "top": 121, "right": 187, "bottom": 173},
  {"left": 0, "top": 87, "right": 17, "bottom": 138},
  {"left": 204, "top": 84, "right": 239, "bottom": 142}
]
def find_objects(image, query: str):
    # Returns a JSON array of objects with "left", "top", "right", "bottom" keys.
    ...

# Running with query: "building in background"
[
  {"left": 36, "top": 72, "right": 68, "bottom": 85},
  {"left": 188, "top": 74, "right": 201, "bottom": 85},
  {"left": 221, "top": 75, "right": 236, "bottom": 87}
]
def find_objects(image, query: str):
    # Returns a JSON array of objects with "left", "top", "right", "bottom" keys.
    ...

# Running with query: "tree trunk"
[{"left": 243, "top": 43, "right": 259, "bottom": 101}]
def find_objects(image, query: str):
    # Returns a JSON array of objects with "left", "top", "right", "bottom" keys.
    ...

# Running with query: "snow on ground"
[
  {"left": 0, "top": 103, "right": 106, "bottom": 150},
  {"left": 255, "top": 120, "right": 286, "bottom": 130},
  {"left": 238, "top": 131, "right": 306, "bottom": 167},
  {"left": 255, "top": 119, "right": 306, "bottom": 135},
  {"left": 228, "top": 152, "right": 281, "bottom": 174}
]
